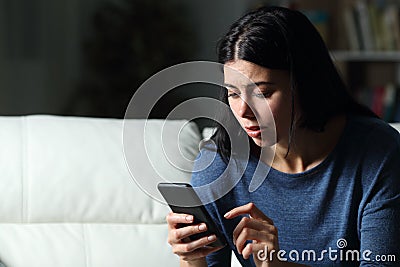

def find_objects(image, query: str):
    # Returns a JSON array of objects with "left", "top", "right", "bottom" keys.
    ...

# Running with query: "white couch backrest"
[
  {"left": 390, "top": 123, "right": 400, "bottom": 133},
  {"left": 0, "top": 115, "right": 202, "bottom": 267},
  {"left": 0, "top": 115, "right": 201, "bottom": 224}
]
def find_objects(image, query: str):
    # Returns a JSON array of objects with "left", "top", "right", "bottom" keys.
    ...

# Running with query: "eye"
[
  {"left": 226, "top": 88, "right": 241, "bottom": 98},
  {"left": 227, "top": 92, "right": 240, "bottom": 98},
  {"left": 254, "top": 91, "right": 273, "bottom": 98}
]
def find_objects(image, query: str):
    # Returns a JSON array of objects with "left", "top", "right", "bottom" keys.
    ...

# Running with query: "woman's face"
[{"left": 224, "top": 59, "right": 293, "bottom": 147}]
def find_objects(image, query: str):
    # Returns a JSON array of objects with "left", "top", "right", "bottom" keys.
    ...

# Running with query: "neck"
[{"left": 263, "top": 114, "right": 346, "bottom": 174}]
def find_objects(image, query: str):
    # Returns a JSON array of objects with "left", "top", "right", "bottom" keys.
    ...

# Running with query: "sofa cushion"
[
  {"left": 0, "top": 223, "right": 177, "bottom": 267},
  {"left": 0, "top": 115, "right": 201, "bottom": 224},
  {"left": 0, "top": 115, "right": 201, "bottom": 267}
]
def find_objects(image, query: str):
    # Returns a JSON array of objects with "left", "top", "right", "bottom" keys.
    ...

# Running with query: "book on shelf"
[
  {"left": 368, "top": 2, "right": 383, "bottom": 50},
  {"left": 371, "top": 85, "right": 385, "bottom": 117},
  {"left": 344, "top": 6, "right": 361, "bottom": 50},
  {"left": 383, "top": 83, "right": 396, "bottom": 121},
  {"left": 384, "top": 4, "right": 400, "bottom": 50},
  {"left": 344, "top": 0, "right": 400, "bottom": 51},
  {"left": 356, "top": 0, "right": 375, "bottom": 50},
  {"left": 356, "top": 83, "right": 400, "bottom": 122}
]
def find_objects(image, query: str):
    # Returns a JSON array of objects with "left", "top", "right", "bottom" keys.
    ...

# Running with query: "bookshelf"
[
  {"left": 330, "top": 50, "right": 400, "bottom": 88},
  {"left": 331, "top": 51, "right": 400, "bottom": 62},
  {"left": 331, "top": 50, "right": 400, "bottom": 122}
]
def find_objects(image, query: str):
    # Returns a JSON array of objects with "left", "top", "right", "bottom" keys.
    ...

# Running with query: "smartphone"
[{"left": 157, "top": 182, "right": 226, "bottom": 247}]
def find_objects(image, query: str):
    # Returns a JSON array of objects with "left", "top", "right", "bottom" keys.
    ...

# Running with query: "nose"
[{"left": 237, "top": 97, "right": 254, "bottom": 118}]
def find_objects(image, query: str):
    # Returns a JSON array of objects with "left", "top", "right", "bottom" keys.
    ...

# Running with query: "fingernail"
[
  {"left": 199, "top": 224, "right": 206, "bottom": 231},
  {"left": 207, "top": 235, "right": 216, "bottom": 241},
  {"left": 185, "top": 215, "right": 193, "bottom": 222},
  {"left": 224, "top": 212, "right": 230, "bottom": 218},
  {"left": 233, "top": 238, "right": 236, "bottom": 245}
]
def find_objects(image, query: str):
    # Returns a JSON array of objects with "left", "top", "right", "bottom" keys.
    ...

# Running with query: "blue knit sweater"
[{"left": 192, "top": 115, "right": 400, "bottom": 266}]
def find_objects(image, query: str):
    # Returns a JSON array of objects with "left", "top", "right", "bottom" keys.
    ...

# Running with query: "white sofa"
[
  {"left": 0, "top": 115, "right": 398, "bottom": 267},
  {"left": 0, "top": 115, "right": 243, "bottom": 267}
]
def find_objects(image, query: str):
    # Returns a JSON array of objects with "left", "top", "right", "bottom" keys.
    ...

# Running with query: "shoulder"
[
  {"left": 339, "top": 115, "right": 400, "bottom": 190},
  {"left": 191, "top": 143, "right": 228, "bottom": 187},
  {"left": 345, "top": 116, "right": 400, "bottom": 176},
  {"left": 347, "top": 116, "right": 400, "bottom": 205},
  {"left": 346, "top": 115, "right": 400, "bottom": 151}
]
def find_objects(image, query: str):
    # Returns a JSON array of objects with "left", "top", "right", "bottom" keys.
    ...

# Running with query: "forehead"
[{"left": 223, "top": 60, "right": 283, "bottom": 85}]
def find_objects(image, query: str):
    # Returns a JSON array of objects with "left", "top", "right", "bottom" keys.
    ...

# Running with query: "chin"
[
  {"left": 252, "top": 138, "right": 262, "bottom": 147},
  {"left": 252, "top": 137, "right": 276, "bottom": 148}
]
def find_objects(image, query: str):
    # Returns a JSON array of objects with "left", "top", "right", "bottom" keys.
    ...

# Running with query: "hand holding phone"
[{"left": 158, "top": 182, "right": 226, "bottom": 248}]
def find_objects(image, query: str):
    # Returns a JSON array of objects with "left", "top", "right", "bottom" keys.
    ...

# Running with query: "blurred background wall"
[{"left": 0, "top": 0, "right": 256, "bottom": 119}]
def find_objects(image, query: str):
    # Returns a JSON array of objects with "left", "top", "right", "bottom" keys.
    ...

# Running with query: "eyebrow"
[{"left": 223, "top": 81, "right": 275, "bottom": 90}]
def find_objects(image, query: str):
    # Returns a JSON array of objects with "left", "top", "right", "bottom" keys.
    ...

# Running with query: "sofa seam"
[
  {"left": 20, "top": 117, "right": 23, "bottom": 222},
  {"left": 21, "top": 116, "right": 28, "bottom": 223},
  {"left": 82, "top": 224, "right": 90, "bottom": 267}
]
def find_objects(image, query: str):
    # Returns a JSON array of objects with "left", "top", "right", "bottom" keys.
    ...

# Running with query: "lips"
[
  {"left": 245, "top": 126, "right": 260, "bottom": 131},
  {"left": 244, "top": 126, "right": 262, "bottom": 138}
]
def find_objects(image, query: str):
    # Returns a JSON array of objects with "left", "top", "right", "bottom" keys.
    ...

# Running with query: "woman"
[{"left": 166, "top": 6, "right": 400, "bottom": 266}]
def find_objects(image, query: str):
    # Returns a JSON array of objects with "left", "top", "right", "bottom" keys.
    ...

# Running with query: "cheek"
[
  {"left": 252, "top": 101, "right": 274, "bottom": 124},
  {"left": 268, "top": 104, "right": 280, "bottom": 123},
  {"left": 228, "top": 99, "right": 238, "bottom": 115},
  {"left": 269, "top": 98, "right": 293, "bottom": 134}
]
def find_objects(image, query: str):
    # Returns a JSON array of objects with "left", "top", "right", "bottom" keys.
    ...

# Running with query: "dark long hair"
[{"left": 213, "top": 6, "right": 376, "bottom": 163}]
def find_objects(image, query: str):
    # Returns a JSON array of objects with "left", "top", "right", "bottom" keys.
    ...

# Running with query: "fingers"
[
  {"left": 224, "top": 202, "right": 273, "bottom": 223},
  {"left": 168, "top": 222, "right": 208, "bottom": 244},
  {"left": 233, "top": 218, "right": 278, "bottom": 255},
  {"left": 232, "top": 217, "right": 276, "bottom": 241},
  {"left": 166, "top": 212, "right": 208, "bottom": 244},
  {"left": 166, "top": 212, "right": 194, "bottom": 228},
  {"left": 236, "top": 229, "right": 277, "bottom": 257},
  {"left": 224, "top": 204, "right": 279, "bottom": 258},
  {"left": 166, "top": 212, "right": 224, "bottom": 262},
  {"left": 232, "top": 216, "right": 277, "bottom": 246},
  {"left": 172, "top": 234, "right": 217, "bottom": 255},
  {"left": 241, "top": 242, "right": 270, "bottom": 260}
]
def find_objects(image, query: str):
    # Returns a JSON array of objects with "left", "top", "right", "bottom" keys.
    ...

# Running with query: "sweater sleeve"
[
  {"left": 191, "top": 148, "right": 233, "bottom": 266},
  {"left": 205, "top": 245, "right": 232, "bottom": 267},
  {"left": 359, "top": 133, "right": 400, "bottom": 266}
]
